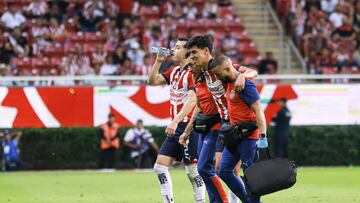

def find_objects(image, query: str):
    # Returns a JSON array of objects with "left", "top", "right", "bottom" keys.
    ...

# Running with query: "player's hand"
[
  {"left": 234, "top": 73, "right": 246, "bottom": 92},
  {"left": 257, "top": 137, "right": 268, "bottom": 149},
  {"left": 156, "top": 48, "right": 167, "bottom": 63},
  {"left": 166, "top": 120, "right": 178, "bottom": 136},
  {"left": 179, "top": 132, "right": 190, "bottom": 146}
]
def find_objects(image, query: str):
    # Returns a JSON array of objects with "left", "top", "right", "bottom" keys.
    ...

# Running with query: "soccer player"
[
  {"left": 185, "top": 34, "right": 258, "bottom": 203},
  {"left": 148, "top": 38, "right": 206, "bottom": 203},
  {"left": 179, "top": 56, "right": 228, "bottom": 203},
  {"left": 209, "top": 54, "right": 268, "bottom": 203}
]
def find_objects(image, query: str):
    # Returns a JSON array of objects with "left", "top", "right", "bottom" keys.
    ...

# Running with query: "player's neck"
[
  {"left": 179, "top": 61, "right": 187, "bottom": 70},
  {"left": 229, "top": 69, "right": 238, "bottom": 82}
]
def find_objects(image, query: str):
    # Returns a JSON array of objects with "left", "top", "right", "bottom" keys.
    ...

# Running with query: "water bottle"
[{"left": 150, "top": 47, "right": 173, "bottom": 57}]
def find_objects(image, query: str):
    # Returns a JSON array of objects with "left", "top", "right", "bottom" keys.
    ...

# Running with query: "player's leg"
[
  {"left": 154, "top": 136, "right": 180, "bottom": 203},
  {"left": 197, "top": 130, "right": 228, "bottom": 203},
  {"left": 184, "top": 130, "right": 206, "bottom": 203},
  {"left": 228, "top": 161, "right": 241, "bottom": 203},
  {"left": 218, "top": 147, "right": 251, "bottom": 203},
  {"left": 239, "top": 139, "right": 260, "bottom": 203}
]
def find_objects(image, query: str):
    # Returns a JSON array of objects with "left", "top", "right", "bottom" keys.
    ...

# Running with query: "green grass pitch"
[{"left": 0, "top": 167, "right": 359, "bottom": 203}]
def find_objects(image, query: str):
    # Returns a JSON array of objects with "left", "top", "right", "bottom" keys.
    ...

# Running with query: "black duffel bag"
[
  {"left": 193, "top": 113, "right": 221, "bottom": 133},
  {"left": 243, "top": 148, "right": 297, "bottom": 197}
]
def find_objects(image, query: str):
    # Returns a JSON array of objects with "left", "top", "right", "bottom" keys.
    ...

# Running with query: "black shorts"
[{"left": 159, "top": 122, "right": 199, "bottom": 164}]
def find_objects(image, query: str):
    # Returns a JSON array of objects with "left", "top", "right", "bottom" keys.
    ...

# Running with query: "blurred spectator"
[
  {"left": 75, "top": 57, "right": 94, "bottom": 76},
  {"left": 75, "top": 45, "right": 91, "bottom": 67},
  {"left": 47, "top": 17, "right": 67, "bottom": 41},
  {"left": 61, "top": 53, "right": 77, "bottom": 76},
  {"left": 203, "top": 0, "right": 218, "bottom": 18},
  {"left": 171, "top": 3, "right": 185, "bottom": 19},
  {"left": 27, "top": 0, "right": 48, "bottom": 18},
  {"left": 329, "top": 5, "right": 345, "bottom": 28},
  {"left": 161, "top": 15, "right": 177, "bottom": 39},
  {"left": 91, "top": 44, "right": 107, "bottom": 65},
  {"left": 84, "top": 0, "right": 105, "bottom": 18},
  {"left": 127, "top": 42, "right": 146, "bottom": 66},
  {"left": 353, "top": 46, "right": 360, "bottom": 66},
  {"left": 271, "top": 98, "right": 291, "bottom": 159},
  {"left": 98, "top": 113, "right": 120, "bottom": 169},
  {"left": 112, "top": 45, "right": 127, "bottom": 65},
  {"left": 332, "top": 16, "right": 356, "bottom": 42},
  {"left": 144, "top": 26, "right": 166, "bottom": 52},
  {"left": 5, "top": 27, "right": 30, "bottom": 58},
  {"left": 124, "top": 119, "right": 159, "bottom": 168},
  {"left": 0, "top": 3, "right": 26, "bottom": 30},
  {"left": 78, "top": 6, "right": 103, "bottom": 32},
  {"left": 100, "top": 55, "right": 119, "bottom": 75},
  {"left": 167, "top": 29, "right": 179, "bottom": 48},
  {"left": 220, "top": 30, "right": 240, "bottom": 58},
  {"left": 258, "top": 52, "right": 278, "bottom": 74},
  {"left": 2, "top": 130, "right": 22, "bottom": 171},
  {"left": 320, "top": 0, "right": 338, "bottom": 15},
  {"left": 134, "top": 54, "right": 152, "bottom": 75},
  {"left": 334, "top": 46, "right": 354, "bottom": 72},
  {"left": 219, "top": 0, "right": 233, "bottom": 7},
  {"left": 354, "top": 0, "right": 360, "bottom": 32},
  {"left": 293, "top": 4, "right": 308, "bottom": 45},
  {"left": 121, "top": 58, "right": 136, "bottom": 75},
  {"left": 45, "top": 4, "right": 63, "bottom": 22},
  {"left": 183, "top": 2, "right": 198, "bottom": 19}
]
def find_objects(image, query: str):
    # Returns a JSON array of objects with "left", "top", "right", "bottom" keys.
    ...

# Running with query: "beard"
[{"left": 222, "top": 76, "right": 233, "bottom": 83}]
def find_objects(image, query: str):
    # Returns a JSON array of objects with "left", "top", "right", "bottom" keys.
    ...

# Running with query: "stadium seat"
[
  {"left": 322, "top": 66, "right": 337, "bottom": 74},
  {"left": 11, "top": 57, "right": 32, "bottom": 70},
  {"left": 32, "top": 57, "right": 52, "bottom": 69},
  {"left": 84, "top": 32, "right": 105, "bottom": 43},
  {"left": 64, "top": 43, "right": 79, "bottom": 54},
  {"left": 50, "top": 57, "right": 63, "bottom": 69},
  {"left": 83, "top": 43, "right": 97, "bottom": 55},
  {"left": 44, "top": 44, "right": 64, "bottom": 57},
  {"left": 68, "top": 32, "right": 85, "bottom": 43}
]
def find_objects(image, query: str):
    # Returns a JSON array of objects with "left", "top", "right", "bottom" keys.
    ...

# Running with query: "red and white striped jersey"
[
  {"left": 204, "top": 63, "right": 245, "bottom": 121},
  {"left": 204, "top": 69, "right": 229, "bottom": 121},
  {"left": 162, "top": 65, "right": 195, "bottom": 123}
]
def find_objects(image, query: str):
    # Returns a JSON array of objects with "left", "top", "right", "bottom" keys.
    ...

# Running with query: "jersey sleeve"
[
  {"left": 161, "top": 66, "right": 174, "bottom": 85},
  {"left": 239, "top": 80, "right": 260, "bottom": 106},
  {"left": 187, "top": 72, "right": 195, "bottom": 90}
]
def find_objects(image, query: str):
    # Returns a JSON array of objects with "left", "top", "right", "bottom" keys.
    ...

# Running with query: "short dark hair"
[
  {"left": 108, "top": 113, "right": 115, "bottom": 118},
  {"left": 208, "top": 54, "right": 228, "bottom": 70},
  {"left": 178, "top": 37, "right": 189, "bottom": 48},
  {"left": 186, "top": 34, "right": 213, "bottom": 53},
  {"left": 136, "top": 119, "right": 143, "bottom": 124}
]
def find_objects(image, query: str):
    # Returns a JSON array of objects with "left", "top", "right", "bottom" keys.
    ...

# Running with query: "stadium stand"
[
  {"left": 0, "top": 0, "right": 260, "bottom": 77},
  {"left": 273, "top": 0, "right": 360, "bottom": 74}
]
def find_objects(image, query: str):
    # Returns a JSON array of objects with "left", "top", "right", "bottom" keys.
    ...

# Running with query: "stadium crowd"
[
  {"left": 0, "top": 0, "right": 265, "bottom": 78},
  {"left": 274, "top": 0, "right": 360, "bottom": 74}
]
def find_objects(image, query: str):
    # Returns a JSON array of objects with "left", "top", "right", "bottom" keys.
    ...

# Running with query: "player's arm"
[
  {"left": 166, "top": 90, "right": 196, "bottom": 135},
  {"left": 251, "top": 100, "right": 267, "bottom": 136},
  {"left": 179, "top": 99, "right": 201, "bottom": 145},
  {"left": 147, "top": 53, "right": 168, "bottom": 86},
  {"left": 238, "top": 66, "right": 258, "bottom": 80},
  {"left": 235, "top": 66, "right": 258, "bottom": 91}
]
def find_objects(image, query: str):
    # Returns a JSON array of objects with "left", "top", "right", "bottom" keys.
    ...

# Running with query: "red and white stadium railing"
[{"left": 1, "top": 75, "right": 360, "bottom": 87}]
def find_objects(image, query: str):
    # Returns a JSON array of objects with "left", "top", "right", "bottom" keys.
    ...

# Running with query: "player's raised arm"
[
  {"left": 147, "top": 52, "right": 168, "bottom": 86},
  {"left": 166, "top": 90, "right": 196, "bottom": 135}
]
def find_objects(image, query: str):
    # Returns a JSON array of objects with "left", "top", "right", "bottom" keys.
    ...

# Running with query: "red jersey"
[
  {"left": 195, "top": 80, "right": 221, "bottom": 130},
  {"left": 226, "top": 80, "right": 260, "bottom": 140},
  {"left": 204, "top": 63, "right": 246, "bottom": 121},
  {"left": 162, "top": 65, "right": 195, "bottom": 123}
]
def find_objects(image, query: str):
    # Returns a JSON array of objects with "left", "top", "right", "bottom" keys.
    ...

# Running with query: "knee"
[{"left": 218, "top": 167, "right": 230, "bottom": 181}]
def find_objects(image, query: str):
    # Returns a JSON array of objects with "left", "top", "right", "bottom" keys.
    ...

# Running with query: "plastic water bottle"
[{"left": 150, "top": 47, "right": 173, "bottom": 57}]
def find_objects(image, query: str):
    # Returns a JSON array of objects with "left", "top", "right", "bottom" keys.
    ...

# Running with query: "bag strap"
[{"left": 257, "top": 146, "right": 274, "bottom": 161}]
